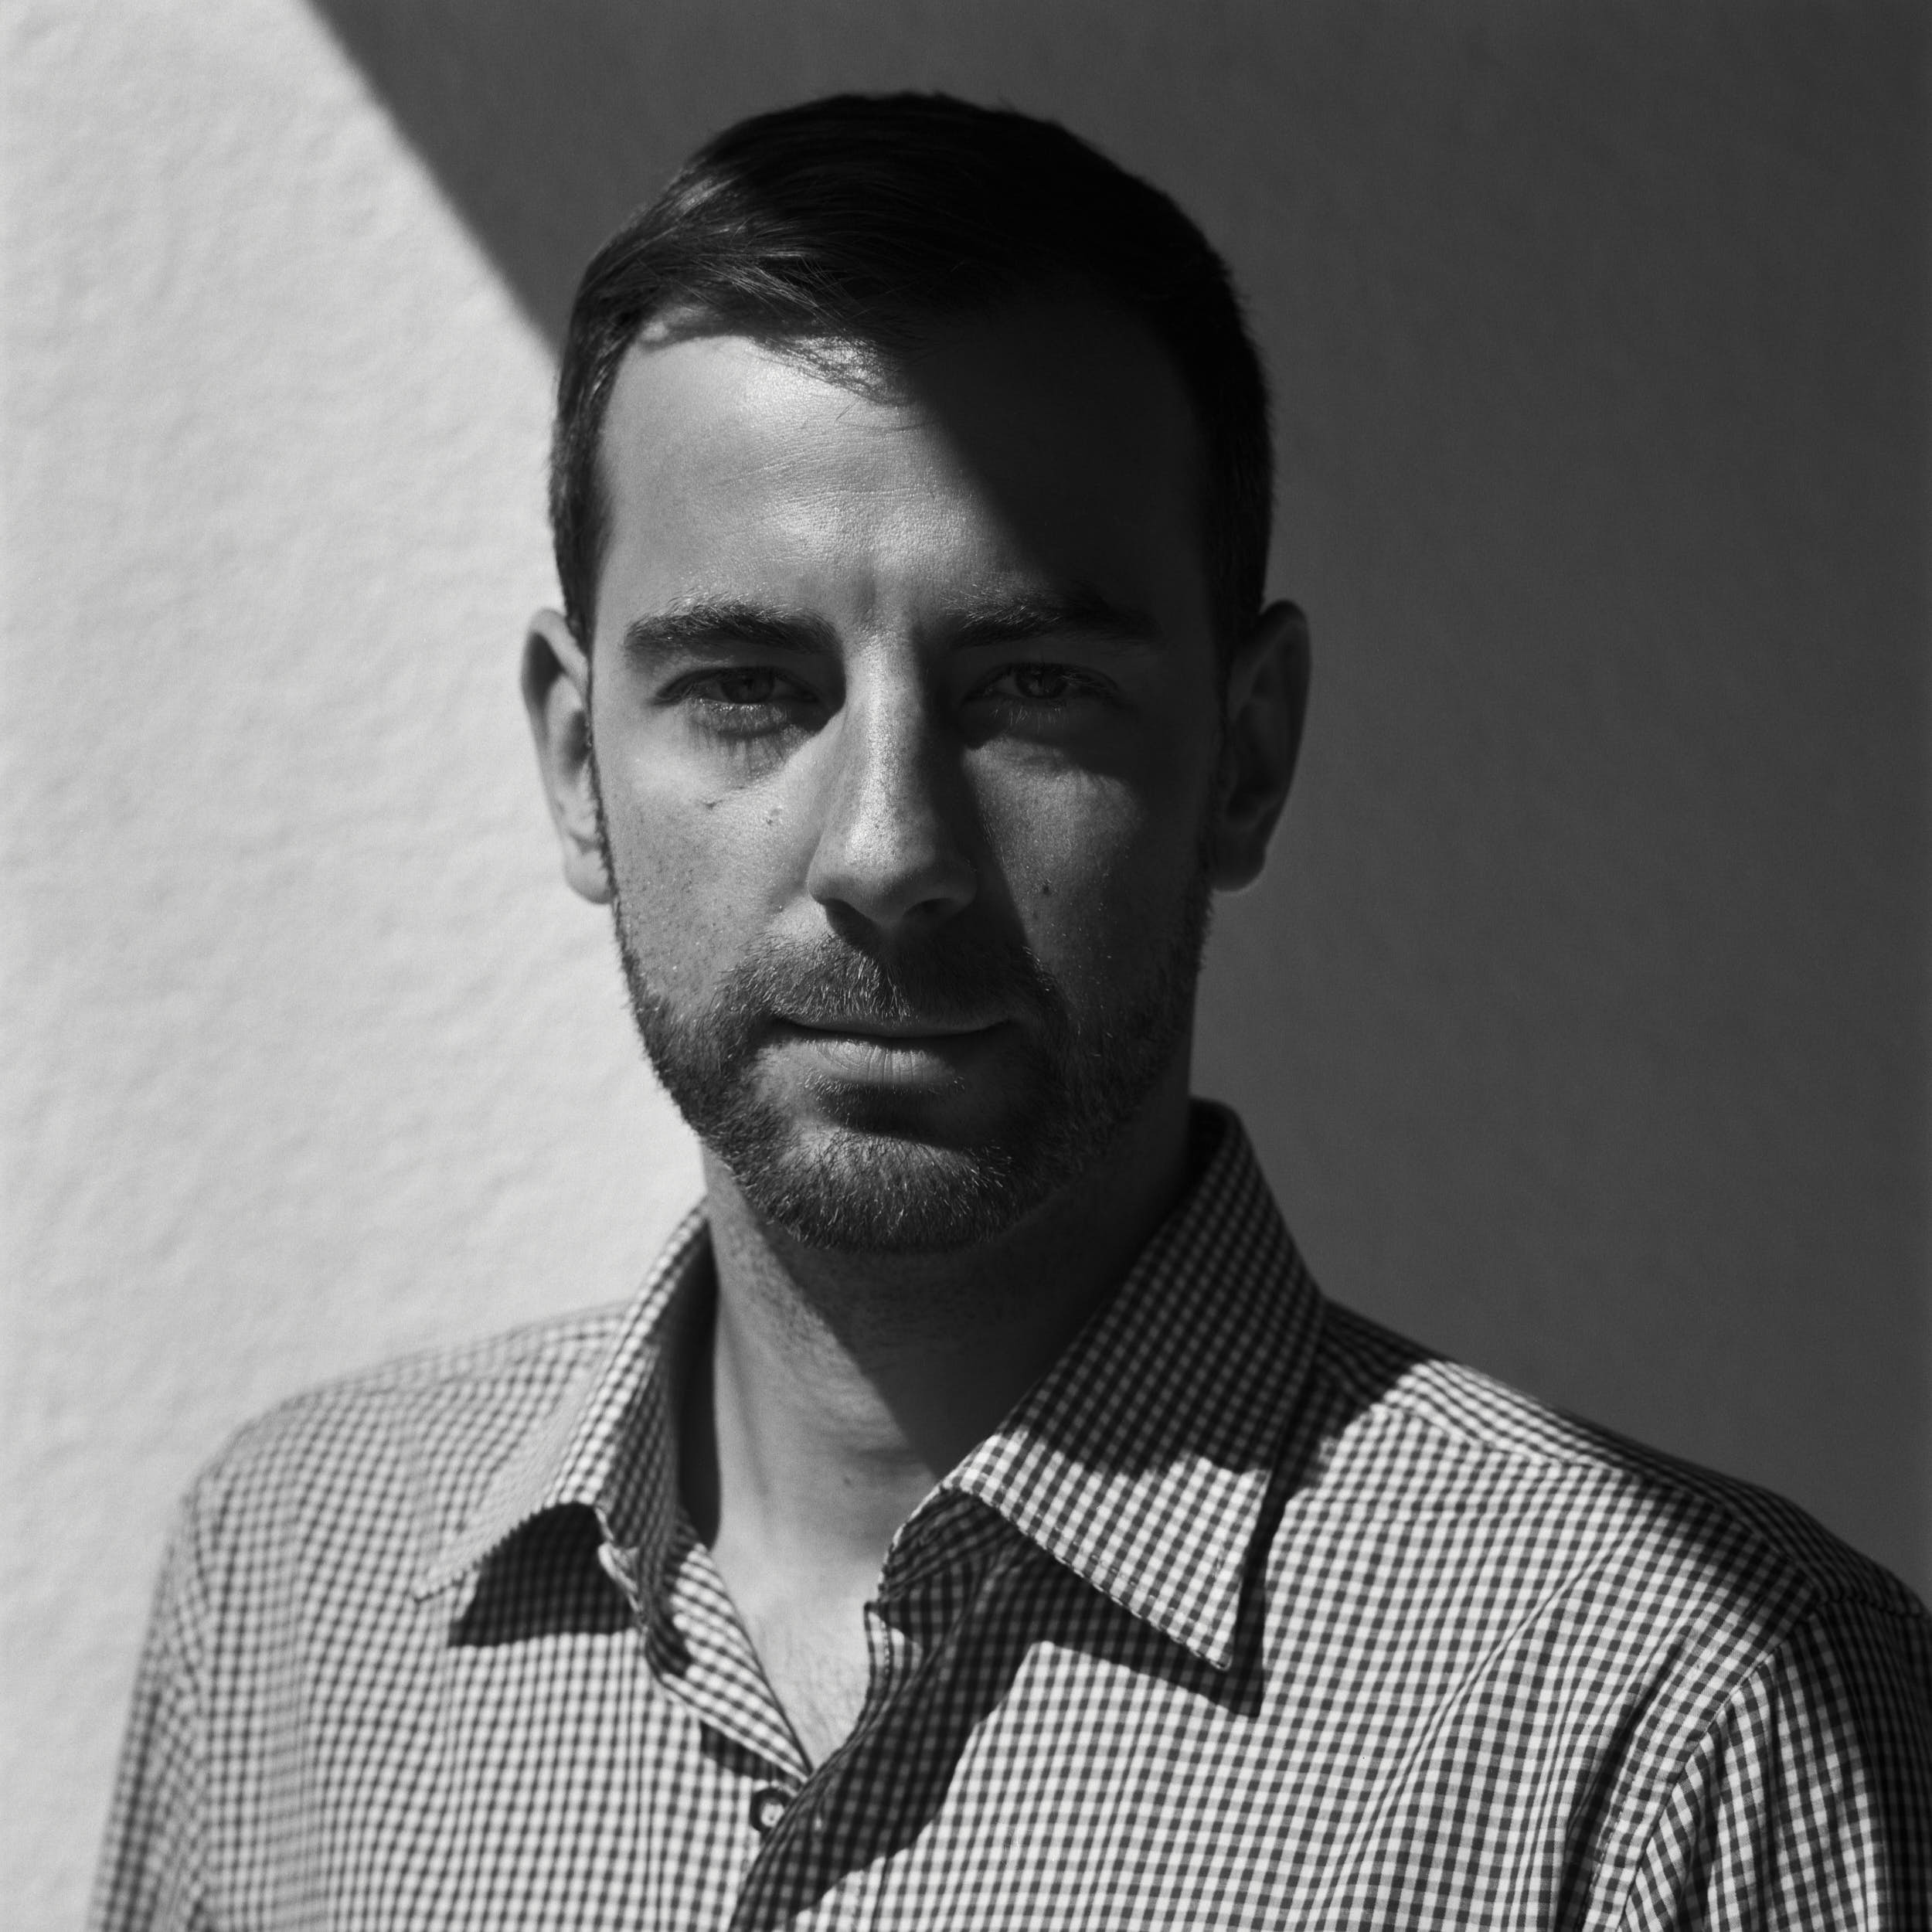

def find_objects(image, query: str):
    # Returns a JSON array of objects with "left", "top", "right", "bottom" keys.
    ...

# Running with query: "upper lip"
[{"left": 776, "top": 1015, "right": 1001, "bottom": 1040}]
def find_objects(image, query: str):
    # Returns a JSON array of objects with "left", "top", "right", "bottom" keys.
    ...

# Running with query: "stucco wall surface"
[
  {"left": 1, "top": 5, "right": 702, "bottom": 1921},
  {"left": 4, "top": 4, "right": 1926, "bottom": 1928}
]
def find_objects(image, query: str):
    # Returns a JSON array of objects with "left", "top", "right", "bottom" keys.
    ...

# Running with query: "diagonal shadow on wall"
[
  {"left": 304, "top": 0, "right": 1930, "bottom": 1591},
  {"left": 307, "top": 0, "right": 1245, "bottom": 348}
]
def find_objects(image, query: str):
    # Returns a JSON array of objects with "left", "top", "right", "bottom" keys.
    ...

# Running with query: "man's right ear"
[{"left": 522, "top": 609, "right": 612, "bottom": 906}]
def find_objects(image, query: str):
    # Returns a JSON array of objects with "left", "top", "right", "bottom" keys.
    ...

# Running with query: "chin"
[{"left": 719, "top": 1120, "right": 1053, "bottom": 1254}]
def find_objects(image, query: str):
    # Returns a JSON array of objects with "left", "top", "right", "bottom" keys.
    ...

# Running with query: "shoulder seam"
[{"left": 1311, "top": 1301, "right": 1914, "bottom": 1616}]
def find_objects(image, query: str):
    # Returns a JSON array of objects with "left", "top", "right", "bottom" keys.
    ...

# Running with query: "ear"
[
  {"left": 522, "top": 608, "right": 611, "bottom": 905},
  {"left": 1209, "top": 599, "right": 1310, "bottom": 892}
]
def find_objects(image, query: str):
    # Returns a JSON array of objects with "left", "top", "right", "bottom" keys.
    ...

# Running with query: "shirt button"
[{"left": 749, "top": 1786, "right": 791, "bottom": 1835}]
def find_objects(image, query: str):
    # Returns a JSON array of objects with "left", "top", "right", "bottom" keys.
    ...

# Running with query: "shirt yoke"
[
  {"left": 1310, "top": 1297, "right": 1923, "bottom": 1629},
  {"left": 182, "top": 1302, "right": 635, "bottom": 1587}
]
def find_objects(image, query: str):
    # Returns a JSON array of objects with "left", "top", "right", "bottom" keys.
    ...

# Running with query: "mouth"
[
  {"left": 773, "top": 1015, "right": 1002, "bottom": 1043},
  {"left": 766, "top": 1015, "right": 1012, "bottom": 1087}
]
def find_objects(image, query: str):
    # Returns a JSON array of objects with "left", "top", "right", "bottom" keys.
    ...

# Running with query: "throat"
[
  {"left": 674, "top": 1097, "right": 1198, "bottom": 1764},
  {"left": 672, "top": 1284, "right": 903, "bottom": 1766},
  {"left": 736, "top": 1584, "right": 876, "bottom": 1767}
]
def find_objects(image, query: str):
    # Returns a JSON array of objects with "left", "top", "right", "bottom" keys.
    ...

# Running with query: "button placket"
[{"left": 655, "top": 1532, "right": 811, "bottom": 1782}]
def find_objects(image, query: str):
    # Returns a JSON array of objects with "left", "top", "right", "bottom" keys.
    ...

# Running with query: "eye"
[
  {"left": 1009, "top": 665, "right": 1075, "bottom": 702},
  {"left": 668, "top": 663, "right": 823, "bottom": 738},
  {"left": 970, "top": 662, "right": 1113, "bottom": 711},
  {"left": 706, "top": 667, "right": 787, "bottom": 705}
]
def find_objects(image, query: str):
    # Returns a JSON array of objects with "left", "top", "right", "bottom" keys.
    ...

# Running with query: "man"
[{"left": 95, "top": 93, "right": 1929, "bottom": 1930}]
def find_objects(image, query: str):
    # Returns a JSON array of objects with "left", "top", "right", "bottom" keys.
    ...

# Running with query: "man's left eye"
[
  {"left": 706, "top": 668, "right": 787, "bottom": 704},
  {"left": 978, "top": 664, "right": 1100, "bottom": 706},
  {"left": 1012, "top": 665, "right": 1073, "bottom": 702}
]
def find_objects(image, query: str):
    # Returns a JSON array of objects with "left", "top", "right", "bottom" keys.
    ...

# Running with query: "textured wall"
[
  {"left": 3, "top": 2, "right": 1924, "bottom": 1926},
  {"left": 0, "top": 5, "right": 702, "bottom": 1922}
]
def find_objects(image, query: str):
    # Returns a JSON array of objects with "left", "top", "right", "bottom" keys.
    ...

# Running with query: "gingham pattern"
[{"left": 94, "top": 1106, "right": 1932, "bottom": 1929}]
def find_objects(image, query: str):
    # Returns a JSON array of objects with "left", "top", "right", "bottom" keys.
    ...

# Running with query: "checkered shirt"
[{"left": 94, "top": 1105, "right": 1932, "bottom": 1929}]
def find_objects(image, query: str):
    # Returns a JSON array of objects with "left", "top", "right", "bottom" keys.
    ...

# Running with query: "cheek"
[
  {"left": 977, "top": 762, "right": 1211, "bottom": 975},
  {"left": 600, "top": 775, "right": 801, "bottom": 997}
]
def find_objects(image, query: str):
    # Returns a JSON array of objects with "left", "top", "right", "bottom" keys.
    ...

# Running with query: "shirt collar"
[
  {"left": 416, "top": 1106, "right": 1323, "bottom": 1675},
  {"left": 933, "top": 1104, "right": 1322, "bottom": 1672},
  {"left": 412, "top": 1206, "right": 712, "bottom": 1603}
]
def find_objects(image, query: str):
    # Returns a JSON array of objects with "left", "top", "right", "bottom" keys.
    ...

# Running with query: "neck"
[{"left": 679, "top": 1068, "right": 1195, "bottom": 1585}]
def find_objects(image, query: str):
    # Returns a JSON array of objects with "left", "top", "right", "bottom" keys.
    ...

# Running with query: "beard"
[{"left": 606, "top": 872, "right": 1212, "bottom": 1256}]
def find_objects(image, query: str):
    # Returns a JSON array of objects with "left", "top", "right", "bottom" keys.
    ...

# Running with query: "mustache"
[{"left": 709, "top": 928, "right": 1063, "bottom": 1036}]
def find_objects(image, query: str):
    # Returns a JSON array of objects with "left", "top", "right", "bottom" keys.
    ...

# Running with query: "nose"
[{"left": 804, "top": 676, "right": 977, "bottom": 935}]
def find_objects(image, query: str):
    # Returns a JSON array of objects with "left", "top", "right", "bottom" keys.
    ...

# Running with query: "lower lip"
[{"left": 773, "top": 1025, "right": 1006, "bottom": 1087}]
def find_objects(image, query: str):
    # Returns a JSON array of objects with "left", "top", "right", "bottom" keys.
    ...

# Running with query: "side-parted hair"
[{"left": 550, "top": 92, "right": 1273, "bottom": 649}]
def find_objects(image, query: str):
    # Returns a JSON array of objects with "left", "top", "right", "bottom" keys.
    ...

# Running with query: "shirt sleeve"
[
  {"left": 89, "top": 1498, "right": 213, "bottom": 1932},
  {"left": 1618, "top": 1597, "right": 1932, "bottom": 1930}
]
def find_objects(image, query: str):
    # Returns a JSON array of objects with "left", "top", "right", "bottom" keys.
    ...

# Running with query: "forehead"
[{"left": 590, "top": 303, "right": 1213, "bottom": 648}]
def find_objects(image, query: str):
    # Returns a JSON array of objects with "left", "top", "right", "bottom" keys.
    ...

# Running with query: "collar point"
[{"left": 410, "top": 1546, "right": 480, "bottom": 1602}]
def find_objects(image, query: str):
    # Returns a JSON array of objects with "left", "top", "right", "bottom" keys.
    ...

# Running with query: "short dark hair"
[{"left": 550, "top": 93, "right": 1273, "bottom": 649}]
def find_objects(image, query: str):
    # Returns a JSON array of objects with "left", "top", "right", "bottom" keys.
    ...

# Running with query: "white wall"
[{"left": 2, "top": 6, "right": 699, "bottom": 1921}]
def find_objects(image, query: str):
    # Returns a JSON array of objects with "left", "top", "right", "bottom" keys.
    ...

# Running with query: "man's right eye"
[
  {"left": 705, "top": 668, "right": 784, "bottom": 705},
  {"left": 669, "top": 665, "right": 821, "bottom": 735}
]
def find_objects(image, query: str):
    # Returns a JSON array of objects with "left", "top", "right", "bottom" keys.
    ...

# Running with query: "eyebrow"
[
  {"left": 945, "top": 584, "right": 1160, "bottom": 650},
  {"left": 621, "top": 597, "right": 838, "bottom": 661},
  {"left": 618, "top": 583, "right": 1158, "bottom": 661}
]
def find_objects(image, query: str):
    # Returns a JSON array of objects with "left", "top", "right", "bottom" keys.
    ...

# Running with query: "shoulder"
[
  {"left": 175, "top": 1304, "right": 629, "bottom": 1577},
  {"left": 1283, "top": 1297, "right": 1932, "bottom": 1907},
  {"left": 1307, "top": 1294, "right": 1923, "bottom": 1624},
  {"left": 1286, "top": 1294, "right": 1931, "bottom": 1773}
]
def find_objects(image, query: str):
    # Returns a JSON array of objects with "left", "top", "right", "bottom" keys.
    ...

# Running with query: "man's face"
[{"left": 546, "top": 304, "right": 1274, "bottom": 1251}]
